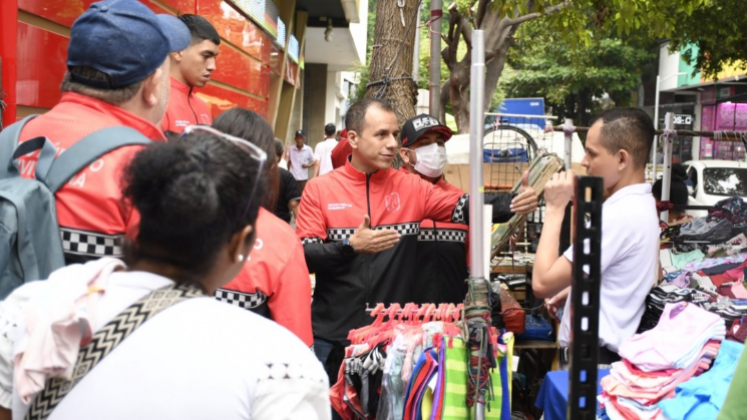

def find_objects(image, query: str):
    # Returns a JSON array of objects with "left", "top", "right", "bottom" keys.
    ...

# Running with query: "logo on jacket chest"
[
  {"left": 328, "top": 203, "right": 353, "bottom": 211},
  {"left": 385, "top": 192, "right": 401, "bottom": 212}
]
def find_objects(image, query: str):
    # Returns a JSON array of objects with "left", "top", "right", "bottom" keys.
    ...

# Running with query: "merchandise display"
[
  {"left": 595, "top": 196, "right": 747, "bottom": 420},
  {"left": 331, "top": 303, "right": 514, "bottom": 420}
]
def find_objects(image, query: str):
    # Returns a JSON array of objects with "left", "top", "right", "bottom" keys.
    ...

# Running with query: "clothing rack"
[{"left": 363, "top": 303, "right": 464, "bottom": 322}]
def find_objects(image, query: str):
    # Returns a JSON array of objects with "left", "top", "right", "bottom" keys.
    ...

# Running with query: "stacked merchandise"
[
  {"left": 645, "top": 197, "right": 747, "bottom": 334},
  {"left": 658, "top": 339, "right": 745, "bottom": 420},
  {"left": 330, "top": 303, "right": 515, "bottom": 420},
  {"left": 497, "top": 287, "right": 525, "bottom": 334},
  {"left": 598, "top": 303, "right": 725, "bottom": 420}
]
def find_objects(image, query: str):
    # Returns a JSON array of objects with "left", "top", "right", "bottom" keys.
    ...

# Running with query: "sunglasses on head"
[{"left": 181, "top": 125, "right": 268, "bottom": 223}]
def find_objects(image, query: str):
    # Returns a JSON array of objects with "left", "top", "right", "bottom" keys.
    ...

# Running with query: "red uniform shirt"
[
  {"left": 296, "top": 159, "right": 467, "bottom": 341},
  {"left": 401, "top": 168, "right": 470, "bottom": 304},
  {"left": 17, "top": 92, "right": 166, "bottom": 263},
  {"left": 161, "top": 77, "right": 213, "bottom": 133},
  {"left": 330, "top": 137, "right": 352, "bottom": 169},
  {"left": 216, "top": 208, "right": 313, "bottom": 346}
]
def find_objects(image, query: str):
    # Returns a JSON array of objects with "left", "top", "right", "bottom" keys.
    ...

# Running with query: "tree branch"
[
  {"left": 507, "top": 0, "right": 570, "bottom": 26},
  {"left": 460, "top": 16, "right": 473, "bottom": 51},
  {"left": 476, "top": 0, "right": 490, "bottom": 28}
]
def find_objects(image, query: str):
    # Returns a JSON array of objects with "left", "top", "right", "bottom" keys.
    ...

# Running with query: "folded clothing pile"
[
  {"left": 658, "top": 339, "right": 744, "bottom": 420},
  {"left": 599, "top": 302, "right": 725, "bottom": 420}
]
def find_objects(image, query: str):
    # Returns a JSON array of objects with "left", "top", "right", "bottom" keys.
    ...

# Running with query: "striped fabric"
[{"left": 441, "top": 335, "right": 514, "bottom": 420}]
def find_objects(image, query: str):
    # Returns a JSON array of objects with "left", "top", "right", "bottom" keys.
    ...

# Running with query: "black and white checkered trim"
[
  {"left": 59, "top": 228, "right": 123, "bottom": 258},
  {"left": 451, "top": 194, "right": 469, "bottom": 223},
  {"left": 215, "top": 288, "right": 267, "bottom": 309},
  {"left": 327, "top": 222, "right": 420, "bottom": 241},
  {"left": 327, "top": 228, "right": 357, "bottom": 242},
  {"left": 301, "top": 237, "right": 323, "bottom": 245},
  {"left": 418, "top": 228, "right": 467, "bottom": 243}
]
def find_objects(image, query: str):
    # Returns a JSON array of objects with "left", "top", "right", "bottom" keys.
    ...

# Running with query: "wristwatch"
[{"left": 342, "top": 237, "right": 356, "bottom": 258}]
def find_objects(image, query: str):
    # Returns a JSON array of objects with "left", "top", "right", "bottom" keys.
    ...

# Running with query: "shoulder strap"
[
  {"left": 44, "top": 126, "right": 152, "bottom": 193},
  {"left": 0, "top": 115, "right": 38, "bottom": 179},
  {"left": 25, "top": 283, "right": 204, "bottom": 420}
]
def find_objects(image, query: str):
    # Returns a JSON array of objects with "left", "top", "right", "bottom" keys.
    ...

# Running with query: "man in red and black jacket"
[
  {"left": 398, "top": 114, "right": 472, "bottom": 304},
  {"left": 296, "top": 99, "right": 538, "bottom": 371}
]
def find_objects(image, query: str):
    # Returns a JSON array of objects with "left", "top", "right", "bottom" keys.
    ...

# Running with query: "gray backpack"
[{"left": 0, "top": 116, "right": 151, "bottom": 299}]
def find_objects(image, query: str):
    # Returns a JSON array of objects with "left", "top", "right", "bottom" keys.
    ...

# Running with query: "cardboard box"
[{"left": 443, "top": 162, "right": 585, "bottom": 193}]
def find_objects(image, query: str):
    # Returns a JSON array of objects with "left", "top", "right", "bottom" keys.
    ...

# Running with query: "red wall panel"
[
  {"left": 199, "top": 84, "right": 269, "bottom": 121},
  {"left": 18, "top": 0, "right": 92, "bottom": 28},
  {"left": 18, "top": 0, "right": 181, "bottom": 29},
  {"left": 1, "top": 0, "right": 19, "bottom": 123},
  {"left": 16, "top": 23, "right": 67, "bottom": 109},
  {"left": 197, "top": 0, "right": 272, "bottom": 64},
  {"left": 6, "top": 0, "right": 274, "bottom": 123},
  {"left": 153, "top": 0, "right": 195, "bottom": 13},
  {"left": 213, "top": 45, "right": 270, "bottom": 98}
]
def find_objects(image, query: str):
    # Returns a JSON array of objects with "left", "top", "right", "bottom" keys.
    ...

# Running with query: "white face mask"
[{"left": 409, "top": 142, "right": 447, "bottom": 178}]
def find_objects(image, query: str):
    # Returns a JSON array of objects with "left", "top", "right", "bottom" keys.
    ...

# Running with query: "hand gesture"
[
  {"left": 544, "top": 170, "right": 576, "bottom": 212},
  {"left": 510, "top": 171, "right": 539, "bottom": 215},
  {"left": 349, "top": 215, "right": 401, "bottom": 254},
  {"left": 544, "top": 287, "right": 569, "bottom": 320}
]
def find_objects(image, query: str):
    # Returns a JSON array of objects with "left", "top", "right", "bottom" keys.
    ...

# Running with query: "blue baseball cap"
[{"left": 67, "top": 0, "right": 191, "bottom": 89}]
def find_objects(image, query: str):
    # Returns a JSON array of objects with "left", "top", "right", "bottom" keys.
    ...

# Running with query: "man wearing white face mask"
[{"left": 399, "top": 114, "right": 539, "bottom": 304}]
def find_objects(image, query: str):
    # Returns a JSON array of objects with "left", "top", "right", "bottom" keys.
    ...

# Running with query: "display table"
[{"left": 535, "top": 369, "right": 609, "bottom": 420}]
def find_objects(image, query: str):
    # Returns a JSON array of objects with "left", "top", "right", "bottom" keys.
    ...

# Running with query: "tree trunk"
[
  {"left": 449, "top": 60, "right": 471, "bottom": 133},
  {"left": 439, "top": 79, "right": 450, "bottom": 123},
  {"left": 364, "top": 0, "right": 420, "bottom": 126}
]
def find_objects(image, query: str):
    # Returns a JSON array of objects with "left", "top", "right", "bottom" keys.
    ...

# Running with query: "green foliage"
[
  {"left": 502, "top": 19, "right": 656, "bottom": 125},
  {"left": 666, "top": 0, "right": 747, "bottom": 79}
]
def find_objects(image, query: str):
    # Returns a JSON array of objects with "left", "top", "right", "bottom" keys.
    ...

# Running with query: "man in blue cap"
[{"left": 10, "top": 0, "right": 191, "bottom": 265}]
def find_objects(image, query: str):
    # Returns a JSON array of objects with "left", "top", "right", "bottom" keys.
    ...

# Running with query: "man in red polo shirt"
[
  {"left": 162, "top": 14, "right": 220, "bottom": 133},
  {"left": 14, "top": 0, "right": 190, "bottom": 264}
]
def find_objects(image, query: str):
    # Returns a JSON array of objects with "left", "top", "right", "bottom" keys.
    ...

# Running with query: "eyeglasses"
[{"left": 182, "top": 125, "right": 268, "bottom": 223}]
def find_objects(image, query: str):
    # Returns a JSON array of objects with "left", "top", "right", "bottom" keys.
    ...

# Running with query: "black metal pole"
[{"left": 567, "top": 176, "right": 603, "bottom": 420}]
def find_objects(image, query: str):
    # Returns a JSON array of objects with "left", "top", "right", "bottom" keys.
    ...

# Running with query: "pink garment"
[
  {"left": 13, "top": 258, "right": 125, "bottom": 403},
  {"left": 618, "top": 302, "right": 722, "bottom": 370},
  {"left": 732, "top": 282, "right": 747, "bottom": 299},
  {"left": 610, "top": 342, "right": 720, "bottom": 391},
  {"left": 601, "top": 360, "right": 700, "bottom": 404}
]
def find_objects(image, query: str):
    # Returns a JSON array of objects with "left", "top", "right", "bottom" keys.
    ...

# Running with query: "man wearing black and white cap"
[
  {"left": 399, "top": 114, "right": 538, "bottom": 304},
  {"left": 288, "top": 130, "right": 317, "bottom": 192}
]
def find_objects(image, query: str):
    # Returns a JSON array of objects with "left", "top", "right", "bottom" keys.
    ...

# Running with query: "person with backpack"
[
  {"left": 2, "top": 128, "right": 329, "bottom": 420},
  {"left": 0, "top": 0, "right": 189, "bottom": 279}
]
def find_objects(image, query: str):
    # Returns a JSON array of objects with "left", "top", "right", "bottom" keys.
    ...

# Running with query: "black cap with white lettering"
[{"left": 400, "top": 114, "right": 453, "bottom": 148}]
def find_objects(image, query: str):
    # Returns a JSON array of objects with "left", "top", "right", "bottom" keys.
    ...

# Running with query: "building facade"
[{"left": 0, "top": 0, "right": 367, "bottom": 147}]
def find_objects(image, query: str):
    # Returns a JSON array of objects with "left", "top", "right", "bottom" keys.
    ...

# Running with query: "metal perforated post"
[
  {"left": 661, "top": 112, "right": 675, "bottom": 223},
  {"left": 563, "top": 118, "right": 573, "bottom": 170},
  {"left": 568, "top": 176, "right": 603, "bottom": 420},
  {"left": 468, "top": 29, "right": 487, "bottom": 420}
]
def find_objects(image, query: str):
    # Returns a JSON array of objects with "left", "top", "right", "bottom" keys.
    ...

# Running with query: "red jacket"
[
  {"left": 17, "top": 92, "right": 166, "bottom": 264},
  {"left": 330, "top": 137, "right": 352, "bottom": 169},
  {"left": 402, "top": 169, "right": 471, "bottom": 304},
  {"left": 161, "top": 77, "right": 213, "bottom": 133},
  {"left": 296, "top": 159, "right": 468, "bottom": 341},
  {"left": 216, "top": 208, "right": 313, "bottom": 346}
]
